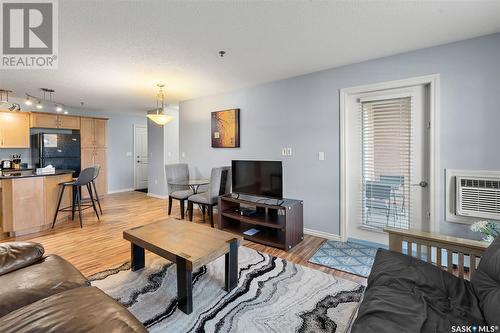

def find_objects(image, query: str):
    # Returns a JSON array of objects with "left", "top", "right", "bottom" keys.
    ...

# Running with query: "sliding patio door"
[{"left": 345, "top": 84, "right": 430, "bottom": 244}]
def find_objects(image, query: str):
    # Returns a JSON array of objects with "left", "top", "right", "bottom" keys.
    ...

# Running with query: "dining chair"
[
  {"left": 52, "top": 166, "right": 100, "bottom": 228},
  {"left": 380, "top": 175, "right": 405, "bottom": 216},
  {"left": 365, "top": 180, "right": 392, "bottom": 224},
  {"left": 165, "top": 163, "right": 193, "bottom": 219},
  {"left": 187, "top": 166, "right": 231, "bottom": 227}
]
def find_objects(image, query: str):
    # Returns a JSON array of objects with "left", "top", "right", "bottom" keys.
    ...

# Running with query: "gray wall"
[
  {"left": 179, "top": 33, "right": 500, "bottom": 239},
  {"left": 147, "top": 118, "right": 166, "bottom": 196},
  {"left": 0, "top": 101, "right": 146, "bottom": 192},
  {"left": 147, "top": 107, "right": 179, "bottom": 197}
]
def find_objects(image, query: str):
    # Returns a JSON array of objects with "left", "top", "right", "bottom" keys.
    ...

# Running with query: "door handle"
[{"left": 412, "top": 181, "right": 428, "bottom": 188}]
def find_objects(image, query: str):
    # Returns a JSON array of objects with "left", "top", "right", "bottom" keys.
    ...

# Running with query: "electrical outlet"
[
  {"left": 167, "top": 151, "right": 172, "bottom": 157},
  {"left": 318, "top": 152, "right": 325, "bottom": 160},
  {"left": 181, "top": 152, "right": 186, "bottom": 158},
  {"left": 154, "top": 179, "right": 158, "bottom": 185},
  {"left": 287, "top": 147, "right": 292, "bottom": 156}
]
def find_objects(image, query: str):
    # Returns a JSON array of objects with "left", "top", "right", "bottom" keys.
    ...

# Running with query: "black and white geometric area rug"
[{"left": 89, "top": 247, "right": 364, "bottom": 333}]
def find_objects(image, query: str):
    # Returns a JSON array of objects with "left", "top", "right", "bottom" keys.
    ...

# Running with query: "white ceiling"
[{"left": 2, "top": 0, "right": 500, "bottom": 115}]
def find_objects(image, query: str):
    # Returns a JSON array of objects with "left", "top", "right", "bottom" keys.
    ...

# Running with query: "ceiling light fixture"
[
  {"left": 0, "top": 89, "right": 12, "bottom": 102},
  {"left": 0, "top": 89, "right": 21, "bottom": 111},
  {"left": 25, "top": 88, "right": 67, "bottom": 114},
  {"left": 147, "top": 83, "right": 174, "bottom": 126}
]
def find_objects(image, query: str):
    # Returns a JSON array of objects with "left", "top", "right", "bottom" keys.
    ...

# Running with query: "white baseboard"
[
  {"left": 147, "top": 193, "right": 168, "bottom": 200},
  {"left": 107, "top": 188, "right": 134, "bottom": 194},
  {"left": 304, "top": 228, "right": 342, "bottom": 241}
]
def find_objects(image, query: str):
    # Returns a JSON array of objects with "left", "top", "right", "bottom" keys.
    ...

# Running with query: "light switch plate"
[
  {"left": 281, "top": 147, "right": 287, "bottom": 156},
  {"left": 286, "top": 147, "right": 292, "bottom": 156},
  {"left": 181, "top": 152, "right": 186, "bottom": 158},
  {"left": 126, "top": 152, "right": 132, "bottom": 157},
  {"left": 318, "top": 152, "right": 325, "bottom": 160}
]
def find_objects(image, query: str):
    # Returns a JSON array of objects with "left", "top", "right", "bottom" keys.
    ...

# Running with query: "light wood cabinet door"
[
  {"left": 58, "top": 115, "right": 80, "bottom": 130},
  {"left": 80, "top": 148, "right": 95, "bottom": 198},
  {"left": 80, "top": 118, "right": 95, "bottom": 147},
  {"left": 81, "top": 148, "right": 95, "bottom": 169},
  {"left": 0, "top": 112, "right": 30, "bottom": 148},
  {"left": 30, "top": 113, "right": 59, "bottom": 129},
  {"left": 94, "top": 119, "right": 107, "bottom": 147},
  {"left": 93, "top": 148, "right": 107, "bottom": 196}
]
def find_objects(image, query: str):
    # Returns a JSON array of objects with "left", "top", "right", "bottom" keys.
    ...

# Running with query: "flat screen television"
[{"left": 232, "top": 160, "right": 283, "bottom": 199}]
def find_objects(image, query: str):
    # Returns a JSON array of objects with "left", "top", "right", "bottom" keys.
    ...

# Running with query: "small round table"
[
  {"left": 168, "top": 179, "right": 210, "bottom": 219},
  {"left": 168, "top": 179, "right": 210, "bottom": 194}
]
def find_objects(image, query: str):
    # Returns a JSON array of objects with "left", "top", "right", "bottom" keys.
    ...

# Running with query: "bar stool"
[
  {"left": 88, "top": 164, "right": 103, "bottom": 215},
  {"left": 52, "top": 166, "right": 100, "bottom": 228}
]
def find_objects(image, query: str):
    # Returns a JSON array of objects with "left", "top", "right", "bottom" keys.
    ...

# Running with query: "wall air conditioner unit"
[{"left": 456, "top": 176, "right": 500, "bottom": 220}]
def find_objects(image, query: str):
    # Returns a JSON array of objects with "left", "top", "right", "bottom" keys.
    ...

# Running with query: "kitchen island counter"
[
  {"left": 0, "top": 171, "right": 73, "bottom": 235},
  {"left": 0, "top": 169, "right": 74, "bottom": 179}
]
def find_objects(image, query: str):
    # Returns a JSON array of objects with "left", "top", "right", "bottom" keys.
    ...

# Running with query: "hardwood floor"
[{"left": 1, "top": 191, "right": 366, "bottom": 285}]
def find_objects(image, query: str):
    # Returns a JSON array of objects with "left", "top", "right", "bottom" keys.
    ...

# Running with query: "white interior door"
[
  {"left": 134, "top": 125, "right": 148, "bottom": 189},
  {"left": 345, "top": 84, "right": 430, "bottom": 245}
]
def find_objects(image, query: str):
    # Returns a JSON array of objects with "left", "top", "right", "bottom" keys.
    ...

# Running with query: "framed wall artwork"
[{"left": 211, "top": 108, "right": 240, "bottom": 148}]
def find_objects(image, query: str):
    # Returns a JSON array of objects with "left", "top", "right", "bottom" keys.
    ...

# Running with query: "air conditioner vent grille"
[
  {"left": 460, "top": 178, "right": 500, "bottom": 189},
  {"left": 456, "top": 176, "right": 500, "bottom": 220}
]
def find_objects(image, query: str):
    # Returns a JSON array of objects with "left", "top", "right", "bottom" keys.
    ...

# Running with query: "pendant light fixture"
[
  {"left": 25, "top": 88, "right": 66, "bottom": 113},
  {"left": 147, "top": 84, "right": 174, "bottom": 126}
]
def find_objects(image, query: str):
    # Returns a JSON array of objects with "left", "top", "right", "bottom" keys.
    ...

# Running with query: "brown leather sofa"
[{"left": 0, "top": 241, "right": 147, "bottom": 333}]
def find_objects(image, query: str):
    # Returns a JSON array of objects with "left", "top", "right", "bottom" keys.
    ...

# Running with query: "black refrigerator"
[{"left": 31, "top": 133, "right": 81, "bottom": 176}]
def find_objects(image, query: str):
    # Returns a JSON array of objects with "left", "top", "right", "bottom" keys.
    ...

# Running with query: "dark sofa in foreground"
[
  {"left": 351, "top": 234, "right": 499, "bottom": 333},
  {"left": 0, "top": 241, "right": 147, "bottom": 333}
]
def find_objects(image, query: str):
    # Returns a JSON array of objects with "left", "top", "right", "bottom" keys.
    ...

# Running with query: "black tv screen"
[{"left": 232, "top": 160, "right": 283, "bottom": 199}]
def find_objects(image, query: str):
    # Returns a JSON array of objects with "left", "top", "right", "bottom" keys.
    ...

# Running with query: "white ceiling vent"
[{"left": 456, "top": 176, "right": 500, "bottom": 220}]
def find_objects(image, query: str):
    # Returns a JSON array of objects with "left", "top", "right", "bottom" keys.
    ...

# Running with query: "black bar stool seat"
[{"left": 52, "top": 167, "right": 100, "bottom": 228}]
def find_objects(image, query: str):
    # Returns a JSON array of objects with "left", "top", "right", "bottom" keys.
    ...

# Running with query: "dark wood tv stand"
[{"left": 218, "top": 194, "right": 303, "bottom": 251}]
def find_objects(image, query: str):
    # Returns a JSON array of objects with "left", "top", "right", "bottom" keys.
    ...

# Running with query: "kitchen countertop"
[{"left": 0, "top": 169, "right": 74, "bottom": 179}]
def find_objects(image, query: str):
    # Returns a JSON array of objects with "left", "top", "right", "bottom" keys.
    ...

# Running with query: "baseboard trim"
[
  {"left": 107, "top": 188, "right": 134, "bottom": 194},
  {"left": 147, "top": 193, "right": 168, "bottom": 200},
  {"left": 304, "top": 228, "right": 342, "bottom": 241}
]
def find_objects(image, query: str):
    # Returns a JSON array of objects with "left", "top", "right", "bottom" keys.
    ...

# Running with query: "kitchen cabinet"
[
  {"left": 58, "top": 115, "right": 80, "bottom": 129},
  {"left": 81, "top": 147, "right": 107, "bottom": 198},
  {"left": 30, "top": 112, "right": 81, "bottom": 130},
  {"left": 0, "top": 111, "right": 30, "bottom": 148},
  {"left": 81, "top": 117, "right": 107, "bottom": 148},
  {"left": 81, "top": 117, "right": 107, "bottom": 198}
]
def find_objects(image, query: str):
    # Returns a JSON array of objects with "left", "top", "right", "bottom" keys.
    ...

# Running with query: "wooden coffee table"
[{"left": 123, "top": 218, "right": 242, "bottom": 314}]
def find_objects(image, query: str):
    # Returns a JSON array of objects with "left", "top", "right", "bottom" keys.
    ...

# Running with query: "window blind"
[{"left": 361, "top": 97, "right": 412, "bottom": 230}]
